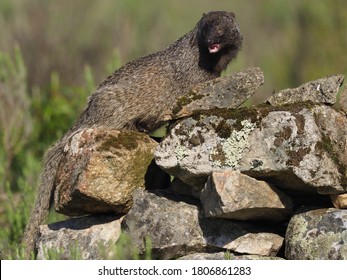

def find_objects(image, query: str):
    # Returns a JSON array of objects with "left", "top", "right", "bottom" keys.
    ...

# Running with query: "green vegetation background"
[{"left": 0, "top": 0, "right": 346, "bottom": 259}]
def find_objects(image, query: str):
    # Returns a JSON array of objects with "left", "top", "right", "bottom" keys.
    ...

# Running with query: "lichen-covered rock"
[
  {"left": 155, "top": 104, "right": 347, "bottom": 194},
  {"left": 200, "top": 170, "right": 293, "bottom": 221},
  {"left": 123, "top": 189, "right": 283, "bottom": 259},
  {"left": 267, "top": 74, "right": 344, "bottom": 106},
  {"left": 54, "top": 128, "right": 157, "bottom": 216},
  {"left": 37, "top": 214, "right": 122, "bottom": 260},
  {"left": 285, "top": 208, "right": 347, "bottom": 260},
  {"left": 339, "top": 86, "right": 347, "bottom": 115},
  {"left": 312, "top": 104, "right": 347, "bottom": 172},
  {"left": 168, "top": 67, "right": 264, "bottom": 119}
]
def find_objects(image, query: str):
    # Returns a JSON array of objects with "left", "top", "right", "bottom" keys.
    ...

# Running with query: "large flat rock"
[
  {"left": 267, "top": 74, "right": 344, "bottom": 106},
  {"left": 200, "top": 170, "right": 293, "bottom": 221},
  {"left": 168, "top": 67, "right": 264, "bottom": 119},
  {"left": 155, "top": 104, "right": 347, "bottom": 195}
]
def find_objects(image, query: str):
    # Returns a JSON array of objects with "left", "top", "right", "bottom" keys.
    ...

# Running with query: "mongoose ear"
[{"left": 229, "top": 12, "right": 236, "bottom": 18}]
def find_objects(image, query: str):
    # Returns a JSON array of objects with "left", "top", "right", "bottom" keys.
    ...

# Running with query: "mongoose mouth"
[{"left": 208, "top": 43, "right": 221, "bottom": 53}]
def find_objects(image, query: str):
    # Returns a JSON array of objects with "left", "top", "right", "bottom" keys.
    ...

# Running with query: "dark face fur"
[{"left": 195, "top": 11, "right": 243, "bottom": 73}]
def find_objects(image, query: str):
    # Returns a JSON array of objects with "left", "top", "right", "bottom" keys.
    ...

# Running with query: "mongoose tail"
[{"left": 22, "top": 141, "right": 64, "bottom": 258}]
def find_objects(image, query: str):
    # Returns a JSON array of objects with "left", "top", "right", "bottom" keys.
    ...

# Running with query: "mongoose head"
[{"left": 194, "top": 11, "right": 243, "bottom": 73}]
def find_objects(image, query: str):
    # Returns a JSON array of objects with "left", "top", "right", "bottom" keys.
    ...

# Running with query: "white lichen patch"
[
  {"left": 175, "top": 145, "right": 189, "bottom": 161},
  {"left": 64, "top": 128, "right": 95, "bottom": 155},
  {"left": 211, "top": 119, "right": 256, "bottom": 168}
]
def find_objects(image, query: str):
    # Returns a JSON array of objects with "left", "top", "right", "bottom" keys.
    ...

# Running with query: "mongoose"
[{"left": 23, "top": 11, "right": 243, "bottom": 257}]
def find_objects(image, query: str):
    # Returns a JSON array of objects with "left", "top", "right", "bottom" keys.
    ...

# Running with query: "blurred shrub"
[
  {"left": 0, "top": 46, "right": 32, "bottom": 189},
  {"left": 0, "top": 47, "right": 35, "bottom": 259}
]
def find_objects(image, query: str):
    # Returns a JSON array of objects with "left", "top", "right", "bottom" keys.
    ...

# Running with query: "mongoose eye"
[{"left": 216, "top": 28, "right": 223, "bottom": 36}]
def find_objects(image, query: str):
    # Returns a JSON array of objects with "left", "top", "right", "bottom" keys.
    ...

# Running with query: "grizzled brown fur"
[{"left": 23, "top": 11, "right": 243, "bottom": 257}]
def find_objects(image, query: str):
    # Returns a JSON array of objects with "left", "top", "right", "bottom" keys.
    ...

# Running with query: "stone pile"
[{"left": 36, "top": 68, "right": 347, "bottom": 260}]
